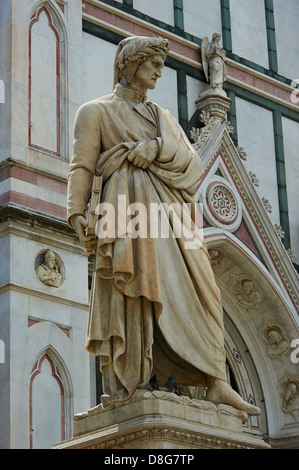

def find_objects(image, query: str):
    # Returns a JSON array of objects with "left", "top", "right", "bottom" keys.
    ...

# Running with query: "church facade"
[{"left": 0, "top": 0, "right": 298, "bottom": 449}]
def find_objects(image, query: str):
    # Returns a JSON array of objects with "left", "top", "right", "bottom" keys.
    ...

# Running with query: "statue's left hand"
[{"left": 127, "top": 139, "right": 159, "bottom": 169}]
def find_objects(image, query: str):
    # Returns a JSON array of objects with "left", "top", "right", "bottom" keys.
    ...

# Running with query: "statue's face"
[
  {"left": 45, "top": 252, "right": 56, "bottom": 269},
  {"left": 130, "top": 54, "right": 164, "bottom": 91}
]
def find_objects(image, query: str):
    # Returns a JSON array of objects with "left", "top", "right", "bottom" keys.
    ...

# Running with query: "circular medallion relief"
[
  {"left": 208, "top": 183, "right": 238, "bottom": 224},
  {"left": 35, "top": 249, "right": 65, "bottom": 288}
]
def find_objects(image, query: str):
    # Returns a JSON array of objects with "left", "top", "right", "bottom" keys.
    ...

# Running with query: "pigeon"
[
  {"left": 149, "top": 374, "right": 160, "bottom": 390},
  {"left": 167, "top": 374, "right": 181, "bottom": 396}
]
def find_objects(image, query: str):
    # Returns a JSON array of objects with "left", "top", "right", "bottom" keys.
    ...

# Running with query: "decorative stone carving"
[
  {"left": 190, "top": 111, "right": 218, "bottom": 151},
  {"left": 35, "top": 249, "right": 64, "bottom": 288},
  {"left": 279, "top": 375, "right": 299, "bottom": 416},
  {"left": 259, "top": 323, "right": 289, "bottom": 358},
  {"left": 237, "top": 146, "right": 247, "bottom": 161},
  {"left": 208, "top": 248, "right": 225, "bottom": 267},
  {"left": 200, "top": 176, "right": 242, "bottom": 232},
  {"left": 234, "top": 276, "right": 262, "bottom": 309},
  {"left": 195, "top": 94, "right": 232, "bottom": 123},
  {"left": 275, "top": 224, "right": 285, "bottom": 239},
  {"left": 190, "top": 126, "right": 215, "bottom": 151},
  {"left": 262, "top": 197, "right": 272, "bottom": 213},
  {"left": 209, "top": 183, "right": 238, "bottom": 224},
  {"left": 287, "top": 249, "right": 297, "bottom": 264},
  {"left": 199, "top": 110, "right": 215, "bottom": 127},
  {"left": 201, "top": 33, "right": 227, "bottom": 97},
  {"left": 249, "top": 171, "right": 259, "bottom": 187}
]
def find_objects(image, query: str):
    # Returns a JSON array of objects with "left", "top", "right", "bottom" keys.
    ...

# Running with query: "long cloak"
[{"left": 67, "top": 84, "right": 227, "bottom": 404}]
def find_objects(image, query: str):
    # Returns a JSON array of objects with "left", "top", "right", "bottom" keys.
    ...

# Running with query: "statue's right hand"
[
  {"left": 70, "top": 215, "right": 97, "bottom": 254},
  {"left": 127, "top": 139, "right": 159, "bottom": 169}
]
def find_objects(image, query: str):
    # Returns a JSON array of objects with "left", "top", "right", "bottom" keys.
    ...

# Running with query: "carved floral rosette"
[{"left": 199, "top": 176, "right": 242, "bottom": 232}]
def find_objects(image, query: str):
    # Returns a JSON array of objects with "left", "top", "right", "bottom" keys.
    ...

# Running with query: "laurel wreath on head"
[{"left": 116, "top": 37, "right": 169, "bottom": 73}]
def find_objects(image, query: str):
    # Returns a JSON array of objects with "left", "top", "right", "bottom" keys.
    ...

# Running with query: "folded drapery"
[{"left": 83, "top": 103, "right": 227, "bottom": 404}]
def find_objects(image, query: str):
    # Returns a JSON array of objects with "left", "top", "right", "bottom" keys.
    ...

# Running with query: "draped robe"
[
  {"left": 206, "top": 43, "right": 227, "bottom": 89},
  {"left": 67, "top": 84, "right": 227, "bottom": 405}
]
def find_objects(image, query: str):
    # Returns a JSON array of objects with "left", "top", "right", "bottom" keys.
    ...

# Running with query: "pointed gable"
[{"left": 191, "top": 94, "right": 299, "bottom": 316}]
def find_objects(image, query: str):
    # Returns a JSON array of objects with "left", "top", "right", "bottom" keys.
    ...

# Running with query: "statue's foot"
[{"left": 206, "top": 378, "right": 261, "bottom": 416}]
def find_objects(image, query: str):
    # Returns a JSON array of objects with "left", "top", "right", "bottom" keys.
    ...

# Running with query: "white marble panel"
[
  {"left": 9, "top": 235, "right": 89, "bottom": 305},
  {"left": 186, "top": 75, "right": 209, "bottom": 119},
  {"left": 235, "top": 97, "right": 280, "bottom": 224},
  {"left": 184, "top": 0, "right": 223, "bottom": 42},
  {"left": 0, "top": 19, "right": 12, "bottom": 161},
  {"left": 282, "top": 117, "right": 299, "bottom": 260},
  {"left": 134, "top": 0, "right": 174, "bottom": 25},
  {"left": 230, "top": 0, "right": 269, "bottom": 68},
  {"left": 30, "top": 93, "right": 58, "bottom": 151},
  {"left": 81, "top": 33, "right": 117, "bottom": 104},
  {"left": 31, "top": 357, "right": 62, "bottom": 449},
  {"left": 30, "top": 10, "right": 58, "bottom": 153},
  {"left": 273, "top": 0, "right": 299, "bottom": 79}
]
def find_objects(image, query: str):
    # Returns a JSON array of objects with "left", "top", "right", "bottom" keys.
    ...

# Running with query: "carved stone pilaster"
[{"left": 195, "top": 93, "right": 232, "bottom": 122}]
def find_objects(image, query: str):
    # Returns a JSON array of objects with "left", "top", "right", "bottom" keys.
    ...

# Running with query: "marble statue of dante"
[{"left": 67, "top": 36, "right": 260, "bottom": 415}]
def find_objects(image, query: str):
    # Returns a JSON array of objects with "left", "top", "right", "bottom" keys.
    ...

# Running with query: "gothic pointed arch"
[
  {"left": 206, "top": 232, "right": 298, "bottom": 439},
  {"left": 28, "top": 1, "right": 68, "bottom": 158},
  {"left": 29, "top": 346, "right": 73, "bottom": 449}
]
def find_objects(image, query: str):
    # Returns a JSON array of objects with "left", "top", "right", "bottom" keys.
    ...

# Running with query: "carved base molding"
[
  {"left": 53, "top": 390, "right": 270, "bottom": 450},
  {"left": 265, "top": 435, "right": 299, "bottom": 449}
]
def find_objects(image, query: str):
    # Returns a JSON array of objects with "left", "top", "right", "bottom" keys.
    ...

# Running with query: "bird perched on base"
[
  {"left": 149, "top": 374, "right": 160, "bottom": 390},
  {"left": 167, "top": 374, "right": 181, "bottom": 396}
]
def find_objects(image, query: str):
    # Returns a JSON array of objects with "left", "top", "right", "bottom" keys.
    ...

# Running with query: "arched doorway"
[{"left": 206, "top": 233, "right": 299, "bottom": 440}]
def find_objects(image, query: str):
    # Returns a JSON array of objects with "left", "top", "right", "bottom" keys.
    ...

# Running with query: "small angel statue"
[{"left": 201, "top": 33, "right": 227, "bottom": 97}]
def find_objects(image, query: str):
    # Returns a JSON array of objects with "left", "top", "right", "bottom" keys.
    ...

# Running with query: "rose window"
[{"left": 208, "top": 184, "right": 238, "bottom": 223}]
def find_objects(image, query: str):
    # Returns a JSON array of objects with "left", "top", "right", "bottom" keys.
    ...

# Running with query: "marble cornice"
[
  {"left": 0, "top": 157, "right": 68, "bottom": 185},
  {"left": 0, "top": 281, "right": 89, "bottom": 311}
]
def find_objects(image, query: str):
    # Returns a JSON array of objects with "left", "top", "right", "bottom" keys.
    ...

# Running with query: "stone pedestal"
[
  {"left": 196, "top": 93, "right": 232, "bottom": 121},
  {"left": 53, "top": 390, "right": 270, "bottom": 449}
]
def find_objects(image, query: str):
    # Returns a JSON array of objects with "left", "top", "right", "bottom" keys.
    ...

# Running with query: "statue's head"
[
  {"left": 44, "top": 249, "right": 56, "bottom": 269},
  {"left": 212, "top": 32, "right": 221, "bottom": 44},
  {"left": 113, "top": 36, "right": 169, "bottom": 89}
]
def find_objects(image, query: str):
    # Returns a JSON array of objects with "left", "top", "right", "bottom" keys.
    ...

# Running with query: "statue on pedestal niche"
[
  {"left": 201, "top": 32, "right": 227, "bottom": 97},
  {"left": 67, "top": 35, "right": 260, "bottom": 416}
]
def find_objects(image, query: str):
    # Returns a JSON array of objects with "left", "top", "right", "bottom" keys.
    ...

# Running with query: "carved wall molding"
[{"left": 86, "top": 425, "right": 261, "bottom": 450}]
